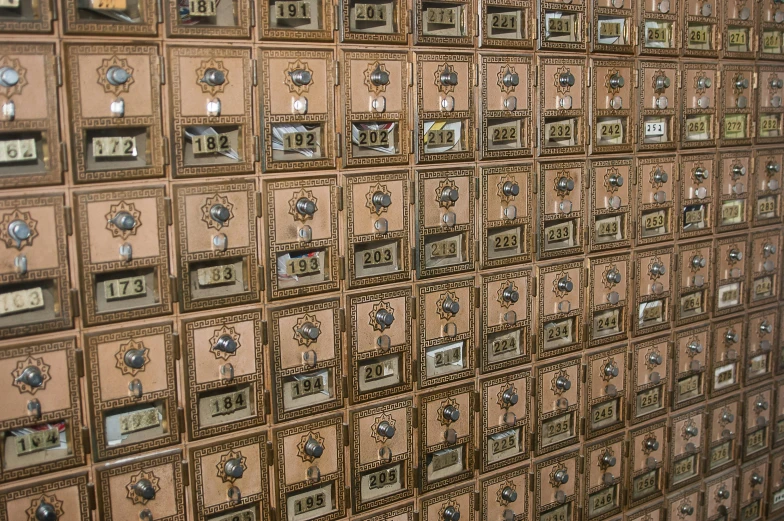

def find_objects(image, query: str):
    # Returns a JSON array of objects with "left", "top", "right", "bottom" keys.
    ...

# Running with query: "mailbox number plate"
[
  {"left": 104, "top": 276, "right": 147, "bottom": 301},
  {"left": 0, "top": 287, "right": 44, "bottom": 316},
  {"left": 0, "top": 139, "right": 36, "bottom": 163},
  {"left": 197, "top": 265, "right": 237, "bottom": 286},
  {"left": 93, "top": 137, "right": 137, "bottom": 158},
  {"left": 636, "top": 386, "right": 662, "bottom": 415},
  {"left": 193, "top": 134, "right": 231, "bottom": 155},
  {"left": 210, "top": 388, "right": 249, "bottom": 417},
  {"left": 15, "top": 427, "right": 60, "bottom": 456},
  {"left": 189, "top": 0, "right": 217, "bottom": 16}
]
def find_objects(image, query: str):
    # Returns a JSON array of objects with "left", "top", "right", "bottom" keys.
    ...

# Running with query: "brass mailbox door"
[
  {"left": 165, "top": 0, "right": 252, "bottom": 38},
  {"left": 587, "top": 254, "right": 630, "bottom": 348},
  {"left": 538, "top": 0, "right": 587, "bottom": 51},
  {"left": 589, "top": 158, "right": 632, "bottom": 253},
  {"left": 84, "top": 322, "right": 180, "bottom": 462},
  {"left": 415, "top": 167, "right": 475, "bottom": 279},
  {"left": 714, "top": 234, "right": 749, "bottom": 316},
  {"left": 262, "top": 174, "right": 339, "bottom": 301},
  {"left": 535, "top": 356, "right": 582, "bottom": 455},
  {"left": 536, "top": 261, "right": 584, "bottom": 359},
  {"left": 681, "top": 0, "right": 719, "bottom": 56},
  {"left": 776, "top": 378, "right": 784, "bottom": 447},
  {"left": 583, "top": 434, "right": 625, "bottom": 520},
  {"left": 417, "top": 383, "right": 476, "bottom": 493},
  {"left": 0, "top": 194, "right": 73, "bottom": 340},
  {"left": 722, "top": 0, "right": 755, "bottom": 58},
  {"left": 709, "top": 317, "right": 744, "bottom": 397},
  {"left": 770, "top": 449, "right": 784, "bottom": 516},
  {"left": 416, "top": 278, "right": 475, "bottom": 388},
  {"left": 62, "top": 0, "right": 157, "bottom": 35},
  {"left": 479, "top": 369, "right": 531, "bottom": 473},
  {"left": 590, "top": 0, "right": 635, "bottom": 54},
  {"left": 64, "top": 43, "right": 164, "bottom": 183},
  {"left": 340, "top": 0, "right": 409, "bottom": 43},
  {"left": 666, "top": 487, "right": 701, "bottom": 521},
  {"left": 706, "top": 395, "right": 741, "bottom": 475},
  {"left": 420, "top": 485, "right": 475, "bottom": 521},
  {"left": 667, "top": 407, "right": 706, "bottom": 490},
  {"left": 480, "top": 268, "right": 532, "bottom": 373},
  {"left": 341, "top": 51, "right": 410, "bottom": 168},
  {"left": 739, "top": 457, "right": 768, "bottom": 521},
  {"left": 590, "top": 58, "right": 635, "bottom": 154},
  {"left": 748, "top": 230, "right": 781, "bottom": 306},
  {"left": 585, "top": 344, "right": 627, "bottom": 439},
  {"left": 680, "top": 62, "right": 718, "bottom": 149},
  {"left": 73, "top": 186, "right": 172, "bottom": 327},
  {"left": 752, "top": 148, "right": 783, "bottom": 225},
  {"left": 172, "top": 180, "right": 260, "bottom": 312},
  {"left": 479, "top": 464, "right": 529, "bottom": 521},
  {"left": 180, "top": 309, "right": 265, "bottom": 440},
  {"left": 346, "top": 286, "right": 413, "bottom": 404},
  {"left": 267, "top": 298, "right": 343, "bottom": 423},
  {"left": 630, "top": 335, "right": 669, "bottom": 424},
  {"left": 672, "top": 325, "right": 709, "bottom": 409},
  {"left": 757, "top": 65, "right": 784, "bottom": 143},
  {"left": 188, "top": 431, "right": 269, "bottom": 521},
  {"left": 719, "top": 64, "right": 755, "bottom": 146},
  {"left": 626, "top": 502, "right": 666, "bottom": 521},
  {"left": 94, "top": 449, "right": 185, "bottom": 521},
  {"left": 537, "top": 56, "right": 587, "bottom": 156},
  {"left": 716, "top": 151, "right": 751, "bottom": 233},
  {"left": 0, "top": 44, "right": 61, "bottom": 188},
  {"left": 259, "top": 49, "right": 336, "bottom": 172},
  {"left": 167, "top": 46, "right": 254, "bottom": 178},
  {"left": 0, "top": 470, "right": 91, "bottom": 521},
  {"left": 344, "top": 170, "right": 411, "bottom": 289},
  {"left": 632, "top": 246, "right": 674, "bottom": 337},
  {"left": 413, "top": 52, "right": 475, "bottom": 164},
  {"left": 353, "top": 504, "right": 415, "bottom": 521},
  {"left": 638, "top": 0, "right": 678, "bottom": 54},
  {"left": 628, "top": 420, "right": 667, "bottom": 507},
  {"left": 760, "top": 0, "right": 784, "bottom": 59},
  {"left": 674, "top": 240, "right": 712, "bottom": 326},
  {"left": 479, "top": 54, "right": 533, "bottom": 160},
  {"left": 0, "top": 0, "right": 53, "bottom": 32},
  {"left": 742, "top": 384, "right": 774, "bottom": 460},
  {"left": 480, "top": 163, "right": 533, "bottom": 269},
  {"left": 349, "top": 398, "right": 414, "bottom": 513},
  {"left": 479, "top": 0, "right": 534, "bottom": 47},
  {"left": 413, "top": 0, "right": 474, "bottom": 45},
  {"left": 273, "top": 415, "right": 347, "bottom": 521},
  {"left": 636, "top": 61, "right": 678, "bottom": 151},
  {"left": 537, "top": 161, "right": 585, "bottom": 260},
  {"left": 746, "top": 307, "right": 778, "bottom": 383},
  {"left": 258, "top": 0, "right": 334, "bottom": 40},
  {"left": 635, "top": 155, "right": 676, "bottom": 245},
  {"left": 677, "top": 153, "right": 715, "bottom": 239},
  {"left": 533, "top": 449, "right": 581, "bottom": 521},
  {"left": 0, "top": 337, "right": 84, "bottom": 483}
]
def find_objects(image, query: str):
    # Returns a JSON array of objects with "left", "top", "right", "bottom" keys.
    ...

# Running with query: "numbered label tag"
[
  {"left": 0, "top": 138, "right": 37, "bottom": 163},
  {"left": 90, "top": 0, "right": 127, "bottom": 10},
  {"left": 104, "top": 275, "right": 147, "bottom": 301},
  {"left": 197, "top": 264, "right": 237, "bottom": 286},
  {"left": 0, "top": 287, "right": 45, "bottom": 316},
  {"left": 193, "top": 133, "right": 231, "bottom": 154},
  {"left": 15, "top": 427, "right": 60, "bottom": 456},
  {"left": 275, "top": 0, "right": 311, "bottom": 18},
  {"left": 189, "top": 0, "right": 217, "bottom": 15},
  {"left": 92, "top": 136, "right": 137, "bottom": 158}
]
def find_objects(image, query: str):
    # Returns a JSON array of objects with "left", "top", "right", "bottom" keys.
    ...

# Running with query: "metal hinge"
[
  {"left": 339, "top": 307, "right": 346, "bottom": 332},
  {"left": 475, "top": 176, "right": 480, "bottom": 199},
  {"left": 170, "top": 275, "right": 180, "bottom": 303},
  {"left": 252, "top": 59, "right": 258, "bottom": 86},
  {"left": 86, "top": 483, "right": 96, "bottom": 511},
  {"left": 254, "top": 135, "right": 261, "bottom": 163},
  {"left": 51, "top": 0, "right": 57, "bottom": 19},
  {"left": 335, "top": 61, "right": 340, "bottom": 86},
  {"left": 343, "top": 423, "right": 350, "bottom": 445},
  {"left": 474, "top": 63, "right": 479, "bottom": 87},
  {"left": 156, "top": 0, "right": 163, "bottom": 22},
  {"left": 256, "top": 192, "right": 263, "bottom": 218},
  {"left": 410, "top": 296, "right": 417, "bottom": 320},
  {"left": 336, "top": 185, "right": 344, "bottom": 211},
  {"left": 474, "top": 286, "right": 481, "bottom": 307},
  {"left": 159, "top": 55, "right": 165, "bottom": 85},
  {"left": 163, "top": 136, "right": 170, "bottom": 165},
  {"left": 258, "top": 266, "right": 265, "bottom": 292},
  {"left": 75, "top": 349, "right": 84, "bottom": 378},
  {"left": 177, "top": 407, "right": 185, "bottom": 443},
  {"left": 164, "top": 197, "right": 173, "bottom": 226},
  {"left": 409, "top": 61, "right": 414, "bottom": 86},
  {"left": 55, "top": 56, "right": 63, "bottom": 87},
  {"left": 633, "top": 68, "right": 639, "bottom": 87},
  {"left": 261, "top": 320, "right": 268, "bottom": 345},
  {"left": 588, "top": 66, "right": 593, "bottom": 88},
  {"left": 534, "top": 65, "right": 539, "bottom": 87},
  {"left": 531, "top": 276, "right": 537, "bottom": 297},
  {"left": 263, "top": 390, "right": 271, "bottom": 418},
  {"left": 60, "top": 142, "right": 68, "bottom": 172},
  {"left": 339, "top": 256, "right": 346, "bottom": 280},
  {"left": 336, "top": 132, "right": 343, "bottom": 158},
  {"left": 334, "top": 4, "right": 339, "bottom": 31},
  {"left": 64, "top": 206, "right": 73, "bottom": 236},
  {"left": 584, "top": 267, "right": 589, "bottom": 286},
  {"left": 70, "top": 289, "right": 80, "bottom": 318},
  {"left": 172, "top": 332, "right": 180, "bottom": 360},
  {"left": 266, "top": 440, "right": 275, "bottom": 465},
  {"left": 250, "top": 0, "right": 256, "bottom": 26},
  {"left": 410, "top": 180, "right": 416, "bottom": 205}
]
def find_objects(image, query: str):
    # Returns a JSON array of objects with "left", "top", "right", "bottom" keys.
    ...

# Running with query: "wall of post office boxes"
[{"left": 4, "top": 0, "right": 784, "bottom": 519}]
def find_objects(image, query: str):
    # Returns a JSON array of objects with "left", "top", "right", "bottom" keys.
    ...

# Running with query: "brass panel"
[
  {"left": 586, "top": 254, "right": 630, "bottom": 347},
  {"left": 674, "top": 239, "right": 712, "bottom": 326},
  {"left": 636, "top": 61, "right": 679, "bottom": 151},
  {"left": 0, "top": 471, "right": 90, "bottom": 521},
  {"left": 588, "top": 158, "right": 633, "bottom": 253},
  {"left": 479, "top": 369, "right": 531, "bottom": 472},
  {"left": 537, "top": 56, "right": 587, "bottom": 156},
  {"left": 667, "top": 407, "right": 705, "bottom": 491},
  {"left": 713, "top": 234, "right": 749, "bottom": 316},
  {"left": 536, "top": 261, "right": 584, "bottom": 358},
  {"left": 715, "top": 150, "right": 751, "bottom": 233},
  {"left": 677, "top": 153, "right": 715, "bottom": 239},
  {"left": 590, "top": 58, "right": 635, "bottom": 154},
  {"left": 708, "top": 317, "right": 744, "bottom": 397},
  {"left": 629, "top": 335, "right": 669, "bottom": 424},
  {"left": 672, "top": 325, "right": 709, "bottom": 409},
  {"left": 632, "top": 246, "right": 674, "bottom": 337},
  {"left": 706, "top": 394, "right": 741, "bottom": 475},
  {"left": 584, "top": 345, "right": 627, "bottom": 439},
  {"left": 628, "top": 420, "right": 667, "bottom": 507},
  {"left": 537, "top": 160, "right": 585, "bottom": 260},
  {"left": 583, "top": 434, "right": 625, "bottom": 521},
  {"left": 535, "top": 356, "right": 582, "bottom": 455}
]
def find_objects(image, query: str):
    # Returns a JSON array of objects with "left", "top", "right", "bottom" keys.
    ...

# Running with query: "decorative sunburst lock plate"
[
  {"left": 297, "top": 431, "right": 325, "bottom": 462},
  {"left": 26, "top": 494, "right": 63, "bottom": 521},
  {"left": 641, "top": 433, "right": 658, "bottom": 454},
  {"left": 496, "top": 175, "right": 518, "bottom": 203},
  {"left": 436, "top": 179, "right": 458, "bottom": 209},
  {"left": 288, "top": 189, "right": 317, "bottom": 223},
  {"left": 691, "top": 163, "right": 707, "bottom": 184},
  {"left": 497, "top": 65, "right": 518, "bottom": 94},
  {"left": 437, "top": 397, "right": 459, "bottom": 426},
  {"left": 694, "top": 71, "right": 710, "bottom": 94},
  {"left": 0, "top": 209, "right": 38, "bottom": 249},
  {"left": 114, "top": 339, "right": 149, "bottom": 377},
  {"left": 676, "top": 499, "right": 693, "bottom": 520},
  {"left": 196, "top": 58, "right": 229, "bottom": 96},
  {"left": 105, "top": 201, "right": 141, "bottom": 240},
  {"left": 96, "top": 56, "right": 135, "bottom": 96},
  {"left": 598, "top": 447, "right": 616, "bottom": 469},
  {"left": 11, "top": 356, "right": 50, "bottom": 394},
  {"left": 548, "top": 463, "right": 568, "bottom": 487},
  {"left": 436, "top": 291, "right": 459, "bottom": 320},
  {"left": 496, "top": 481, "right": 516, "bottom": 506},
  {"left": 605, "top": 69, "right": 622, "bottom": 95},
  {"left": 645, "top": 348, "right": 662, "bottom": 370},
  {"left": 364, "top": 62, "right": 389, "bottom": 95},
  {"left": 497, "top": 281, "right": 517, "bottom": 308},
  {"left": 652, "top": 70, "right": 668, "bottom": 93},
  {"left": 201, "top": 194, "right": 234, "bottom": 230},
  {"left": 434, "top": 63, "right": 457, "bottom": 96},
  {"left": 681, "top": 419, "right": 697, "bottom": 439},
  {"left": 365, "top": 183, "right": 391, "bottom": 216},
  {"left": 553, "top": 171, "right": 573, "bottom": 198},
  {"left": 438, "top": 499, "right": 460, "bottom": 520},
  {"left": 210, "top": 325, "right": 241, "bottom": 361},
  {"left": 552, "top": 271, "right": 571, "bottom": 298},
  {"left": 649, "top": 166, "right": 666, "bottom": 189},
  {"left": 603, "top": 167, "right": 621, "bottom": 194},
  {"left": 550, "top": 369, "right": 570, "bottom": 396},
  {"left": 284, "top": 60, "right": 313, "bottom": 95},
  {"left": 370, "top": 412, "right": 396, "bottom": 443},
  {"left": 0, "top": 56, "right": 27, "bottom": 98},
  {"left": 216, "top": 449, "right": 247, "bottom": 483},
  {"left": 601, "top": 357, "right": 618, "bottom": 381},
  {"left": 601, "top": 265, "right": 619, "bottom": 289},
  {"left": 369, "top": 300, "right": 394, "bottom": 332},
  {"left": 496, "top": 383, "right": 517, "bottom": 408},
  {"left": 647, "top": 257, "right": 664, "bottom": 281},
  {"left": 553, "top": 66, "right": 572, "bottom": 95},
  {"left": 293, "top": 313, "right": 321, "bottom": 347},
  {"left": 125, "top": 470, "right": 160, "bottom": 506}
]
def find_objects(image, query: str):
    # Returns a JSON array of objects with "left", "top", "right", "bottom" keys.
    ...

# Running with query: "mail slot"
[
  {"left": 479, "top": 267, "right": 532, "bottom": 373},
  {"left": 630, "top": 335, "right": 669, "bottom": 424},
  {"left": 706, "top": 394, "right": 741, "bottom": 475},
  {"left": 537, "top": 56, "right": 587, "bottom": 156},
  {"left": 0, "top": 0, "right": 53, "bottom": 32},
  {"left": 258, "top": 0, "right": 334, "bottom": 40},
  {"left": 538, "top": 0, "right": 587, "bottom": 51},
  {"left": 759, "top": 0, "right": 784, "bottom": 59},
  {"left": 752, "top": 148, "right": 783, "bottom": 225},
  {"left": 757, "top": 66, "right": 784, "bottom": 143},
  {"left": 415, "top": 167, "right": 475, "bottom": 278},
  {"left": 341, "top": 50, "right": 410, "bottom": 168},
  {"left": 537, "top": 261, "right": 584, "bottom": 358},
  {"left": 632, "top": 246, "right": 674, "bottom": 337},
  {"left": 267, "top": 298, "right": 343, "bottom": 423},
  {"left": 479, "top": 464, "right": 529, "bottom": 521},
  {"left": 0, "top": 44, "right": 62, "bottom": 187},
  {"left": 667, "top": 407, "right": 705, "bottom": 490},
  {"left": 587, "top": 254, "right": 630, "bottom": 347},
  {"left": 749, "top": 230, "right": 780, "bottom": 306},
  {"left": 479, "top": 54, "right": 533, "bottom": 159},
  {"left": 64, "top": 43, "right": 165, "bottom": 183},
  {"left": 590, "top": 58, "right": 634, "bottom": 154},
  {"left": 344, "top": 170, "right": 411, "bottom": 289},
  {"left": 0, "top": 470, "right": 91, "bottom": 520},
  {"left": 681, "top": 0, "right": 718, "bottom": 55},
  {"left": 590, "top": 0, "right": 635, "bottom": 53},
  {"left": 535, "top": 356, "right": 582, "bottom": 455},
  {"left": 339, "top": 0, "right": 408, "bottom": 43},
  {"left": 770, "top": 449, "right": 784, "bottom": 516},
  {"left": 258, "top": 49, "right": 336, "bottom": 172},
  {"left": 479, "top": 0, "right": 534, "bottom": 47},
  {"left": 62, "top": 0, "right": 157, "bottom": 35},
  {"left": 84, "top": 322, "right": 180, "bottom": 461},
  {"left": 672, "top": 325, "right": 709, "bottom": 409},
  {"left": 583, "top": 434, "right": 625, "bottom": 520},
  {"left": 414, "top": 52, "right": 475, "bottom": 164},
  {"left": 714, "top": 235, "right": 749, "bottom": 316},
  {"left": 723, "top": 0, "right": 755, "bottom": 59},
  {"left": 680, "top": 62, "right": 717, "bottom": 149},
  {"left": 709, "top": 318, "right": 744, "bottom": 397},
  {"left": 589, "top": 159, "right": 632, "bottom": 253},
  {"left": 635, "top": 155, "right": 676, "bottom": 245},
  {"left": 742, "top": 384, "right": 773, "bottom": 460},
  {"left": 420, "top": 484, "right": 475, "bottom": 521},
  {"left": 637, "top": 61, "right": 679, "bottom": 150},
  {"left": 666, "top": 486, "right": 701, "bottom": 521},
  {"left": 414, "top": 0, "right": 474, "bottom": 45},
  {"left": 417, "top": 277, "right": 475, "bottom": 388},
  {"left": 746, "top": 307, "right": 778, "bottom": 383},
  {"left": 628, "top": 420, "right": 667, "bottom": 507},
  {"left": 638, "top": 0, "right": 678, "bottom": 54},
  {"left": 417, "top": 383, "right": 476, "bottom": 492},
  {"left": 677, "top": 153, "right": 714, "bottom": 238},
  {"left": 165, "top": 0, "right": 252, "bottom": 37},
  {"left": 167, "top": 46, "right": 254, "bottom": 178},
  {"left": 719, "top": 64, "right": 754, "bottom": 146},
  {"left": 674, "top": 240, "right": 712, "bottom": 326},
  {"left": 346, "top": 286, "right": 413, "bottom": 404},
  {"left": 584, "top": 344, "right": 627, "bottom": 438},
  {"left": 716, "top": 151, "right": 751, "bottom": 233},
  {"left": 261, "top": 174, "right": 339, "bottom": 300},
  {"left": 739, "top": 457, "right": 768, "bottom": 521},
  {"left": 479, "top": 163, "right": 533, "bottom": 269},
  {"left": 534, "top": 449, "right": 581, "bottom": 521},
  {"left": 538, "top": 160, "right": 585, "bottom": 259},
  {"left": 172, "top": 180, "right": 260, "bottom": 312},
  {"left": 480, "top": 369, "right": 531, "bottom": 472}
]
